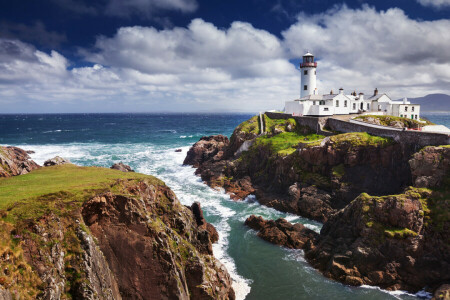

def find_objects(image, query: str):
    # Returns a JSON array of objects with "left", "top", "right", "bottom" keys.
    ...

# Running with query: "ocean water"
[{"left": 1, "top": 112, "right": 448, "bottom": 300}]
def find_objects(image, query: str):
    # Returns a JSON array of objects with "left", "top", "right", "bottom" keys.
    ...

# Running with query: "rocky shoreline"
[{"left": 183, "top": 114, "right": 450, "bottom": 296}]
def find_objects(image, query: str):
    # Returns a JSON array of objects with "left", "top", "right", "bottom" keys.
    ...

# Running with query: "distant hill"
[{"left": 407, "top": 94, "right": 450, "bottom": 112}]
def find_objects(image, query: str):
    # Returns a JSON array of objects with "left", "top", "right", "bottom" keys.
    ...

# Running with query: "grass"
[
  {"left": 354, "top": 115, "right": 434, "bottom": 128},
  {"left": 254, "top": 131, "right": 324, "bottom": 156},
  {"left": 234, "top": 115, "right": 260, "bottom": 135},
  {"left": 306, "top": 132, "right": 393, "bottom": 149},
  {"left": 0, "top": 164, "right": 158, "bottom": 212}
]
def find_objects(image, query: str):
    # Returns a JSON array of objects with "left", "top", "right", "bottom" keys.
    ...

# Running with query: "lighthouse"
[{"left": 300, "top": 52, "right": 317, "bottom": 98}]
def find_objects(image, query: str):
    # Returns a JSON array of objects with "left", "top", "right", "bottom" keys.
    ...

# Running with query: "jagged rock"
[
  {"left": 245, "top": 215, "right": 318, "bottom": 249},
  {"left": 183, "top": 135, "right": 229, "bottom": 167},
  {"left": 110, "top": 162, "right": 134, "bottom": 172},
  {"left": 44, "top": 156, "right": 70, "bottom": 167},
  {"left": 409, "top": 146, "right": 450, "bottom": 188},
  {"left": 191, "top": 202, "right": 219, "bottom": 244},
  {"left": 82, "top": 181, "right": 234, "bottom": 300},
  {"left": 0, "top": 146, "right": 40, "bottom": 177},
  {"left": 175, "top": 149, "right": 182, "bottom": 152}
]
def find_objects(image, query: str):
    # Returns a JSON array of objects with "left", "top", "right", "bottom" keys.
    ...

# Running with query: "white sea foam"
[{"left": 360, "top": 285, "right": 432, "bottom": 299}]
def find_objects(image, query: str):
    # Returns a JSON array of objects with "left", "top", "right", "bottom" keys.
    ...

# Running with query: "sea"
[{"left": 0, "top": 112, "right": 448, "bottom": 300}]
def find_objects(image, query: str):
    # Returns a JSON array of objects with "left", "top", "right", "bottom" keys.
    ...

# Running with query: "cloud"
[
  {"left": 0, "top": 21, "right": 67, "bottom": 48},
  {"left": 282, "top": 4, "right": 450, "bottom": 97},
  {"left": 1, "top": 7, "right": 450, "bottom": 113},
  {"left": 416, "top": 0, "right": 450, "bottom": 8},
  {"left": 0, "top": 19, "right": 297, "bottom": 112},
  {"left": 51, "top": 0, "right": 198, "bottom": 19}
]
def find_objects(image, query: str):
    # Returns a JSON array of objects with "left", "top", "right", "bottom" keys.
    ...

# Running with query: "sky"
[{"left": 1, "top": 0, "right": 450, "bottom": 113}]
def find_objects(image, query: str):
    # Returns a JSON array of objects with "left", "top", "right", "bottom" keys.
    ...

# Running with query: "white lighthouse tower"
[{"left": 300, "top": 52, "right": 317, "bottom": 98}]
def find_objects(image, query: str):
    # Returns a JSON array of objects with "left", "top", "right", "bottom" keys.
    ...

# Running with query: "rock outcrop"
[
  {"left": 245, "top": 145, "right": 450, "bottom": 295},
  {"left": 183, "top": 135, "right": 229, "bottom": 167},
  {"left": 245, "top": 215, "right": 317, "bottom": 249},
  {"left": 185, "top": 115, "right": 414, "bottom": 222},
  {"left": 0, "top": 166, "right": 235, "bottom": 299},
  {"left": 0, "top": 146, "right": 39, "bottom": 177},
  {"left": 110, "top": 162, "right": 134, "bottom": 172},
  {"left": 43, "top": 156, "right": 70, "bottom": 166}
]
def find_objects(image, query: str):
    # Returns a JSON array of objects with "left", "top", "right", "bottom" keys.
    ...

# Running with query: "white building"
[{"left": 285, "top": 53, "right": 421, "bottom": 120}]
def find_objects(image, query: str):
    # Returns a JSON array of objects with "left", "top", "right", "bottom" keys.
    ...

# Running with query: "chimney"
[
  {"left": 374, "top": 88, "right": 378, "bottom": 96},
  {"left": 403, "top": 97, "right": 407, "bottom": 104},
  {"left": 330, "top": 90, "right": 333, "bottom": 95},
  {"left": 352, "top": 91, "right": 356, "bottom": 96},
  {"left": 359, "top": 92, "right": 364, "bottom": 101},
  {"left": 339, "top": 88, "right": 344, "bottom": 95}
]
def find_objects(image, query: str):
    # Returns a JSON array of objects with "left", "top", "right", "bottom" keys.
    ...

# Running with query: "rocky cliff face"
[
  {"left": 0, "top": 163, "right": 234, "bottom": 299},
  {"left": 185, "top": 115, "right": 415, "bottom": 222},
  {"left": 0, "top": 146, "right": 39, "bottom": 177},
  {"left": 245, "top": 145, "right": 449, "bottom": 294}
]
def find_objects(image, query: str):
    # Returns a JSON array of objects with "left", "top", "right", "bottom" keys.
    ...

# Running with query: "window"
[
  {"left": 336, "top": 100, "right": 339, "bottom": 107},
  {"left": 367, "top": 103, "right": 370, "bottom": 110},
  {"left": 405, "top": 106, "right": 408, "bottom": 112},
  {"left": 400, "top": 114, "right": 403, "bottom": 118},
  {"left": 320, "top": 100, "right": 325, "bottom": 105},
  {"left": 304, "top": 70, "right": 308, "bottom": 75},
  {"left": 314, "top": 70, "right": 316, "bottom": 75},
  {"left": 415, "top": 115, "right": 418, "bottom": 119},
  {"left": 353, "top": 103, "right": 356, "bottom": 110},
  {"left": 344, "top": 100, "right": 347, "bottom": 107},
  {"left": 313, "top": 101, "right": 316, "bottom": 105},
  {"left": 304, "top": 85, "right": 307, "bottom": 90},
  {"left": 324, "top": 107, "right": 329, "bottom": 111},
  {"left": 412, "top": 106, "right": 415, "bottom": 112},
  {"left": 360, "top": 103, "right": 363, "bottom": 110}
]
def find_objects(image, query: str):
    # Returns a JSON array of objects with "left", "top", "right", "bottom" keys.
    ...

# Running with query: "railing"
[{"left": 300, "top": 62, "right": 317, "bottom": 68}]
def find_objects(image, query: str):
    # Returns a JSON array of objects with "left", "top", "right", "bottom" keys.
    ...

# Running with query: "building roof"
[{"left": 303, "top": 52, "right": 314, "bottom": 56}]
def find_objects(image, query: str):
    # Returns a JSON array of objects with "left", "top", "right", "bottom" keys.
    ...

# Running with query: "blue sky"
[{"left": 1, "top": 0, "right": 449, "bottom": 113}]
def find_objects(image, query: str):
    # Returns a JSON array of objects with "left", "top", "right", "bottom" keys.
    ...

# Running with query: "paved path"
[{"left": 259, "top": 112, "right": 265, "bottom": 134}]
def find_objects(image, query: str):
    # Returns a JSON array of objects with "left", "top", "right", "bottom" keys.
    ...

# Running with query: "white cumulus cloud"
[{"left": 282, "top": 5, "right": 450, "bottom": 97}]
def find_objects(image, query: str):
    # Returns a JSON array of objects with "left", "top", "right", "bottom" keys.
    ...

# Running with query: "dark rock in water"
[
  {"left": 0, "top": 145, "right": 40, "bottom": 177},
  {"left": 110, "top": 162, "right": 134, "bottom": 172},
  {"left": 183, "top": 135, "right": 229, "bottom": 167},
  {"left": 26, "top": 150, "right": 35, "bottom": 154},
  {"left": 44, "top": 156, "right": 70, "bottom": 167},
  {"left": 245, "top": 215, "right": 318, "bottom": 249},
  {"left": 175, "top": 149, "right": 182, "bottom": 152}
]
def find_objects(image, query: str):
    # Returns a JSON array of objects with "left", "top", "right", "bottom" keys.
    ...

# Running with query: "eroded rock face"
[
  {"left": 81, "top": 180, "right": 235, "bottom": 300},
  {"left": 44, "top": 156, "right": 70, "bottom": 167},
  {"left": 183, "top": 135, "right": 229, "bottom": 167},
  {"left": 0, "top": 146, "right": 40, "bottom": 177},
  {"left": 110, "top": 162, "right": 134, "bottom": 172},
  {"left": 409, "top": 146, "right": 450, "bottom": 188}
]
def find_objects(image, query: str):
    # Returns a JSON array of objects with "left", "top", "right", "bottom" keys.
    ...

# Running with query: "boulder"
[
  {"left": 110, "top": 162, "right": 134, "bottom": 172},
  {"left": 245, "top": 215, "right": 318, "bottom": 249},
  {"left": 0, "top": 146, "right": 40, "bottom": 177},
  {"left": 183, "top": 135, "right": 229, "bottom": 167},
  {"left": 44, "top": 156, "right": 70, "bottom": 167}
]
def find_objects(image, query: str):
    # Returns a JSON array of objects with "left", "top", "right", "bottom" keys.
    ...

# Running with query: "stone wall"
[
  {"left": 327, "top": 118, "right": 450, "bottom": 147},
  {"left": 265, "top": 112, "right": 450, "bottom": 147}
]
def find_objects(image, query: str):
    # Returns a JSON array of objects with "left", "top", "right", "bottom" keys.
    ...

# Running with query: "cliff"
[
  {"left": 0, "top": 146, "right": 39, "bottom": 177},
  {"left": 246, "top": 145, "right": 449, "bottom": 294},
  {"left": 185, "top": 114, "right": 415, "bottom": 222},
  {"left": 0, "top": 163, "right": 234, "bottom": 299},
  {"left": 185, "top": 114, "right": 449, "bottom": 294}
]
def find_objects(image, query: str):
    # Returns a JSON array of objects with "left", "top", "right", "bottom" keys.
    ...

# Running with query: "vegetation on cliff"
[
  {"left": 354, "top": 114, "right": 434, "bottom": 128},
  {"left": 0, "top": 164, "right": 235, "bottom": 299}
]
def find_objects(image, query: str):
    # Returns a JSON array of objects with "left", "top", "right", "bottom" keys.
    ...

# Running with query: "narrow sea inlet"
[{"left": 1, "top": 113, "right": 446, "bottom": 300}]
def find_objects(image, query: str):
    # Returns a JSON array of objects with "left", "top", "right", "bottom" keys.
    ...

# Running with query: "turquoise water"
[{"left": 1, "top": 112, "right": 447, "bottom": 299}]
